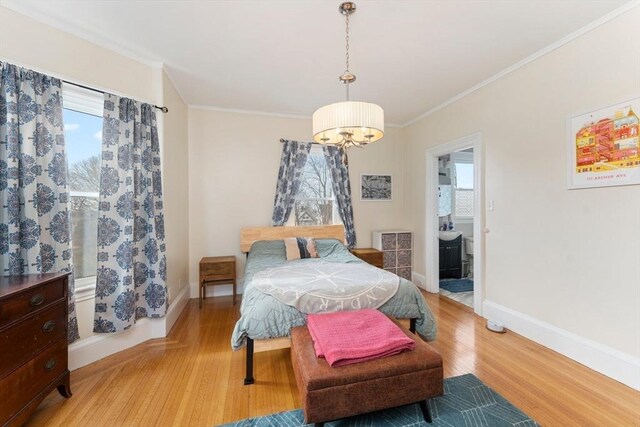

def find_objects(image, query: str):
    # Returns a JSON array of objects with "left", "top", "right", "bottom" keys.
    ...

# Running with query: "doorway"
[{"left": 425, "top": 133, "right": 484, "bottom": 315}]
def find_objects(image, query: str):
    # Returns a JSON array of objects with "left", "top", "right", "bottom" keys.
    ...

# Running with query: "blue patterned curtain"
[
  {"left": 272, "top": 139, "right": 313, "bottom": 225},
  {"left": 93, "top": 94, "right": 167, "bottom": 333},
  {"left": 0, "top": 62, "right": 79, "bottom": 343},
  {"left": 323, "top": 146, "right": 356, "bottom": 248}
]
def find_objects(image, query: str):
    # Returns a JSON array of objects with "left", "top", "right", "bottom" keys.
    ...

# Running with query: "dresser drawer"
[
  {"left": 200, "top": 261, "right": 235, "bottom": 280},
  {"left": 0, "top": 301, "right": 66, "bottom": 379},
  {"left": 397, "top": 233, "right": 412, "bottom": 250},
  {"left": 0, "top": 338, "right": 68, "bottom": 422},
  {"left": 383, "top": 251, "right": 397, "bottom": 268},
  {"left": 0, "top": 278, "right": 66, "bottom": 329},
  {"left": 397, "top": 250, "right": 412, "bottom": 267}
]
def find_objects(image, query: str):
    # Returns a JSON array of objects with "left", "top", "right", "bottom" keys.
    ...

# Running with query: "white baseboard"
[
  {"left": 483, "top": 300, "right": 640, "bottom": 390},
  {"left": 411, "top": 272, "right": 427, "bottom": 291},
  {"left": 68, "top": 317, "right": 162, "bottom": 370},
  {"left": 166, "top": 285, "right": 189, "bottom": 333},
  {"left": 68, "top": 284, "right": 190, "bottom": 371},
  {"left": 189, "top": 281, "right": 244, "bottom": 299}
]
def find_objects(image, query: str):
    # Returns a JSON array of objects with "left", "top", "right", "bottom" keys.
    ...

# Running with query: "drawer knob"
[
  {"left": 45, "top": 357, "right": 57, "bottom": 372},
  {"left": 42, "top": 320, "right": 56, "bottom": 333},
  {"left": 30, "top": 293, "right": 45, "bottom": 306}
]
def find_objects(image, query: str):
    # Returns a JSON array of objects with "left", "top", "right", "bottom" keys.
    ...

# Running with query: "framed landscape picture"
[
  {"left": 361, "top": 174, "right": 392, "bottom": 201},
  {"left": 567, "top": 98, "right": 640, "bottom": 189}
]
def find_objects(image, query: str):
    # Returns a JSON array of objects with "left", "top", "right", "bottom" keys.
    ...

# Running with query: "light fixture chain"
[{"left": 345, "top": 11, "right": 350, "bottom": 72}]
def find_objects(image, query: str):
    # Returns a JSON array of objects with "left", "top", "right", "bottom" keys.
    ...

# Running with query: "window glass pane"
[
  {"left": 65, "top": 109, "right": 102, "bottom": 193},
  {"left": 64, "top": 108, "right": 102, "bottom": 279},
  {"left": 70, "top": 196, "right": 99, "bottom": 278},
  {"left": 294, "top": 150, "right": 340, "bottom": 226},
  {"left": 455, "top": 163, "right": 473, "bottom": 189}
]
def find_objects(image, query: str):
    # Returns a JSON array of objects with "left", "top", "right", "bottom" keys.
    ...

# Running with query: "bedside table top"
[
  {"left": 351, "top": 248, "right": 381, "bottom": 255},
  {"left": 200, "top": 256, "right": 235, "bottom": 264}
]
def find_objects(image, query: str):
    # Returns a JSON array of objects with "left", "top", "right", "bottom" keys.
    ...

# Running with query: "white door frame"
[{"left": 425, "top": 132, "right": 484, "bottom": 316}]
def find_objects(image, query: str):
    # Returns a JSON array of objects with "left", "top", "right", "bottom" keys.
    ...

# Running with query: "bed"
[{"left": 233, "top": 225, "right": 437, "bottom": 385}]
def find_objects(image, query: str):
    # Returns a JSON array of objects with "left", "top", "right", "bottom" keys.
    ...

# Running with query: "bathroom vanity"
[{"left": 439, "top": 234, "right": 462, "bottom": 279}]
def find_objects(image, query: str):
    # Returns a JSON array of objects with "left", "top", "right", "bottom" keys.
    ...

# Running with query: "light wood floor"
[{"left": 28, "top": 292, "right": 640, "bottom": 427}]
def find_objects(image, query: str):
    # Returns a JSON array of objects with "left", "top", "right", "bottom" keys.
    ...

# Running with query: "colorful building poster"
[{"left": 568, "top": 98, "right": 640, "bottom": 189}]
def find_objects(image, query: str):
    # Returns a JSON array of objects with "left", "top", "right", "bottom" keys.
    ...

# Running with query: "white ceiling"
[{"left": 1, "top": 0, "right": 631, "bottom": 126}]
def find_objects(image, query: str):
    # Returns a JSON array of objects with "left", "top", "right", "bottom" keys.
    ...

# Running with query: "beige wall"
[
  {"left": 187, "top": 108, "right": 405, "bottom": 296},
  {"left": 347, "top": 127, "right": 405, "bottom": 248},
  {"left": 162, "top": 72, "right": 190, "bottom": 303},
  {"left": 403, "top": 8, "right": 640, "bottom": 357},
  {"left": 0, "top": 6, "right": 159, "bottom": 103},
  {"left": 0, "top": 6, "right": 190, "bottom": 337}
]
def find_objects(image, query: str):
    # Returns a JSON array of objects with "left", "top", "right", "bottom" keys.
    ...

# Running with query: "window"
[
  {"left": 452, "top": 152, "right": 474, "bottom": 220},
  {"left": 62, "top": 85, "right": 103, "bottom": 289},
  {"left": 293, "top": 147, "right": 341, "bottom": 226}
]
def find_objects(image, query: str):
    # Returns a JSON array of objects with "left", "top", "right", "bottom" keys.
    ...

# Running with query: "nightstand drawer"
[
  {"left": 350, "top": 248, "right": 383, "bottom": 268},
  {"left": 200, "top": 262, "right": 234, "bottom": 280}
]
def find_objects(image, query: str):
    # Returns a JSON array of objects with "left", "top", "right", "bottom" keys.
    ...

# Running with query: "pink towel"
[{"left": 307, "top": 309, "right": 416, "bottom": 367}]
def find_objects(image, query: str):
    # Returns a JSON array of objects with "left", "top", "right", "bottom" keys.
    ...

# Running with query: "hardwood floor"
[{"left": 27, "top": 292, "right": 640, "bottom": 427}]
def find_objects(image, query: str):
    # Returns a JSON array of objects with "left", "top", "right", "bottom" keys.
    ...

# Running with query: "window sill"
[
  {"left": 453, "top": 217, "right": 474, "bottom": 224},
  {"left": 75, "top": 276, "right": 96, "bottom": 303}
]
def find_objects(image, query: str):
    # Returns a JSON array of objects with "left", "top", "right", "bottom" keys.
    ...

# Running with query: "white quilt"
[{"left": 251, "top": 260, "right": 399, "bottom": 313}]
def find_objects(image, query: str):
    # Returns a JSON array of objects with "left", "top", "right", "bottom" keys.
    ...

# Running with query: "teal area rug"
[
  {"left": 439, "top": 278, "right": 474, "bottom": 293},
  {"left": 221, "top": 374, "right": 538, "bottom": 426}
]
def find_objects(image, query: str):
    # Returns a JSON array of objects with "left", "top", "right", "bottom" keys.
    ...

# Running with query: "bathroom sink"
[{"left": 439, "top": 231, "right": 462, "bottom": 241}]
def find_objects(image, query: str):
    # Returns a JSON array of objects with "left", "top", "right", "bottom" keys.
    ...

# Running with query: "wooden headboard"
[{"left": 240, "top": 225, "right": 345, "bottom": 253}]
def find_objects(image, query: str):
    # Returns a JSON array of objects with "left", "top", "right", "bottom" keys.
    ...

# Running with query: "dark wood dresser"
[{"left": 0, "top": 272, "right": 72, "bottom": 426}]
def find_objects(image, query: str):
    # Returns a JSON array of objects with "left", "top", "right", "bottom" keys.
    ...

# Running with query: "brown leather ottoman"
[{"left": 290, "top": 322, "right": 443, "bottom": 426}]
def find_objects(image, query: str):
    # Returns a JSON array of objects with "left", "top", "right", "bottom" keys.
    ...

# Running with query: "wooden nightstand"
[
  {"left": 199, "top": 256, "right": 236, "bottom": 308},
  {"left": 350, "top": 248, "right": 383, "bottom": 268}
]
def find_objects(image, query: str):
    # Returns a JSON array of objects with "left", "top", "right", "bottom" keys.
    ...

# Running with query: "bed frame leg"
[
  {"left": 244, "top": 338, "right": 255, "bottom": 385},
  {"left": 410, "top": 318, "right": 416, "bottom": 334}
]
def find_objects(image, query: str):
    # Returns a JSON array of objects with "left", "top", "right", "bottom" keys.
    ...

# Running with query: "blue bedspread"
[{"left": 231, "top": 239, "right": 436, "bottom": 350}]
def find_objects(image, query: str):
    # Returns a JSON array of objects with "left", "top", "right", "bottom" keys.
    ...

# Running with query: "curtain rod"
[
  {"left": 280, "top": 138, "right": 322, "bottom": 146},
  {"left": 62, "top": 80, "right": 169, "bottom": 113}
]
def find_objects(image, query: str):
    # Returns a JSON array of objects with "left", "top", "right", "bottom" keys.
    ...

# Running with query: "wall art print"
[
  {"left": 568, "top": 98, "right": 640, "bottom": 189},
  {"left": 361, "top": 174, "right": 392, "bottom": 201}
]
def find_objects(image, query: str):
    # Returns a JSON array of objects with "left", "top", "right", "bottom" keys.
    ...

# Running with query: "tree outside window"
[
  {"left": 294, "top": 148, "right": 340, "bottom": 226},
  {"left": 63, "top": 107, "right": 102, "bottom": 279}
]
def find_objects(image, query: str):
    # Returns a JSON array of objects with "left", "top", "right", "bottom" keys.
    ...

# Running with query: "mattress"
[{"left": 231, "top": 238, "right": 436, "bottom": 350}]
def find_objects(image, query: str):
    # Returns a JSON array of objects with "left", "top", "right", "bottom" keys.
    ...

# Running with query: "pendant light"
[{"left": 312, "top": 2, "right": 384, "bottom": 149}]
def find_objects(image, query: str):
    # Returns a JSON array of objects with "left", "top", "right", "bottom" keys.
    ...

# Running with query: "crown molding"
[
  {"left": 0, "top": 1, "right": 163, "bottom": 69},
  {"left": 402, "top": 1, "right": 640, "bottom": 128},
  {"left": 189, "top": 105, "right": 310, "bottom": 120}
]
